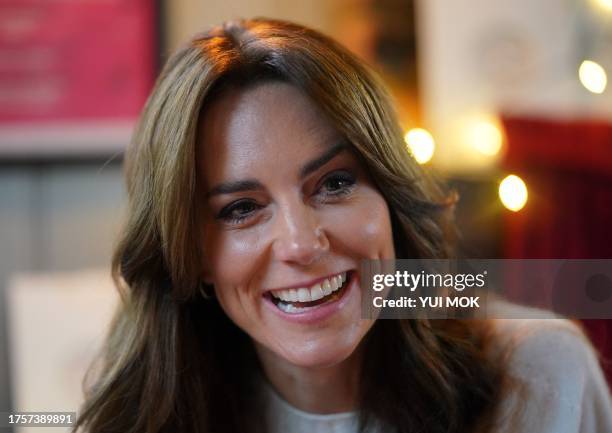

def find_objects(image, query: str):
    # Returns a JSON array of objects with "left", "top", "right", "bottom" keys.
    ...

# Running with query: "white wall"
[{"left": 416, "top": 0, "right": 612, "bottom": 173}]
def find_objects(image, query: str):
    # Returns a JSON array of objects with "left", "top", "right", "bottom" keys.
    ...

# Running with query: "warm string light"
[
  {"left": 404, "top": 126, "right": 529, "bottom": 213},
  {"left": 579, "top": 60, "right": 608, "bottom": 94},
  {"left": 590, "top": 0, "right": 612, "bottom": 12},
  {"left": 499, "top": 174, "right": 528, "bottom": 212},
  {"left": 404, "top": 128, "right": 435, "bottom": 164},
  {"left": 467, "top": 117, "right": 504, "bottom": 156}
]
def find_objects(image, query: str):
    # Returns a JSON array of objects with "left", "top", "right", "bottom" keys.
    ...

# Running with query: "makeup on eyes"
[
  {"left": 208, "top": 147, "right": 363, "bottom": 224},
  {"left": 214, "top": 168, "right": 358, "bottom": 226}
]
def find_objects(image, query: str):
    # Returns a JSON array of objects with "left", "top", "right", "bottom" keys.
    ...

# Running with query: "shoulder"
[{"left": 488, "top": 301, "right": 612, "bottom": 433}]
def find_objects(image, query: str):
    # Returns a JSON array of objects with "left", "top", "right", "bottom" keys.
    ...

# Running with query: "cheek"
[
  {"left": 325, "top": 190, "right": 395, "bottom": 260},
  {"left": 202, "top": 225, "right": 266, "bottom": 318},
  {"left": 203, "top": 227, "right": 268, "bottom": 337},
  {"left": 361, "top": 198, "right": 394, "bottom": 257}
]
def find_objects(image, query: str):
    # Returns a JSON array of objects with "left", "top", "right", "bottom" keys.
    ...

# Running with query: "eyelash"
[
  {"left": 216, "top": 171, "right": 357, "bottom": 225},
  {"left": 316, "top": 171, "right": 356, "bottom": 200},
  {"left": 217, "top": 199, "right": 262, "bottom": 225}
]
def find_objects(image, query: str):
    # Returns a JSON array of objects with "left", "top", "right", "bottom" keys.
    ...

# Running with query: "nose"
[{"left": 272, "top": 200, "right": 330, "bottom": 266}]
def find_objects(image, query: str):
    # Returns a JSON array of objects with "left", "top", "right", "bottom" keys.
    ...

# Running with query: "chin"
[{"left": 273, "top": 330, "right": 366, "bottom": 369}]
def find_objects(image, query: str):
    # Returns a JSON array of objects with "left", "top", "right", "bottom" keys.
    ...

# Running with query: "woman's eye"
[
  {"left": 217, "top": 200, "right": 261, "bottom": 224},
  {"left": 318, "top": 171, "right": 356, "bottom": 197}
]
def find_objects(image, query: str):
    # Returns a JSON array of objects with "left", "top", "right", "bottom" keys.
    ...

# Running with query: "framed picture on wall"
[{"left": 0, "top": 0, "right": 157, "bottom": 157}]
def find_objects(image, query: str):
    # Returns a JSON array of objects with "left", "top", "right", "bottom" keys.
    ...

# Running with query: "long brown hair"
[{"left": 75, "top": 18, "right": 505, "bottom": 433}]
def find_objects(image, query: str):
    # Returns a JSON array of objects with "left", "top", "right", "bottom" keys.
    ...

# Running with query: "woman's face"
[{"left": 198, "top": 81, "right": 395, "bottom": 368}]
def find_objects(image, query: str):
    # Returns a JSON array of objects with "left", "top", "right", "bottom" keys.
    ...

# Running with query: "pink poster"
[{"left": 0, "top": 0, "right": 155, "bottom": 154}]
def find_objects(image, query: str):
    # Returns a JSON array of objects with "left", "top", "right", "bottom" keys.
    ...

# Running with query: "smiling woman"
[
  {"left": 199, "top": 81, "right": 394, "bottom": 372},
  {"left": 73, "top": 18, "right": 612, "bottom": 433}
]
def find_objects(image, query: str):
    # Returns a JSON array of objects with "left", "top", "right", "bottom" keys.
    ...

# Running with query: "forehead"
[{"left": 197, "top": 81, "right": 342, "bottom": 184}]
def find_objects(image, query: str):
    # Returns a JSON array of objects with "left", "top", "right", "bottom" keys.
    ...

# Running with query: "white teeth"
[
  {"left": 276, "top": 291, "right": 290, "bottom": 302},
  {"left": 276, "top": 302, "right": 308, "bottom": 314},
  {"left": 322, "top": 279, "right": 332, "bottom": 296},
  {"left": 297, "top": 288, "right": 311, "bottom": 302},
  {"left": 270, "top": 272, "right": 349, "bottom": 307},
  {"left": 310, "top": 283, "right": 325, "bottom": 301},
  {"left": 329, "top": 277, "right": 337, "bottom": 291}
]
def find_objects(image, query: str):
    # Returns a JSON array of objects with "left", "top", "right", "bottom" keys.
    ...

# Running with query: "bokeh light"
[
  {"left": 467, "top": 117, "right": 504, "bottom": 156},
  {"left": 590, "top": 0, "right": 612, "bottom": 12},
  {"left": 579, "top": 60, "right": 608, "bottom": 94},
  {"left": 499, "top": 174, "right": 528, "bottom": 212},
  {"left": 404, "top": 128, "right": 435, "bottom": 164}
]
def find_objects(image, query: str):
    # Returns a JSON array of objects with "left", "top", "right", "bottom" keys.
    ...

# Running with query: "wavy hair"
[{"left": 75, "top": 18, "right": 505, "bottom": 433}]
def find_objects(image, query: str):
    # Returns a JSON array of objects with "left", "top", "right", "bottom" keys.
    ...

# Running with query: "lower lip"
[{"left": 262, "top": 272, "right": 357, "bottom": 324}]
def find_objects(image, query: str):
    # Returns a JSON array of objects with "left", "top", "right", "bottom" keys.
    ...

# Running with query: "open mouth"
[{"left": 266, "top": 271, "right": 352, "bottom": 314}]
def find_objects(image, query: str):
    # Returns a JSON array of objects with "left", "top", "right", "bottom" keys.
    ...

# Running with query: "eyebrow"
[
  {"left": 206, "top": 179, "right": 263, "bottom": 198},
  {"left": 206, "top": 140, "right": 349, "bottom": 198},
  {"left": 299, "top": 140, "right": 348, "bottom": 179}
]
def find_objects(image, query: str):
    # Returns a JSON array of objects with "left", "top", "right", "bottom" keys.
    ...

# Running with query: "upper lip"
[{"left": 265, "top": 270, "right": 351, "bottom": 294}]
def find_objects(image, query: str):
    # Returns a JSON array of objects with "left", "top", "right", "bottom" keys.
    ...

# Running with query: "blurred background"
[{"left": 1, "top": 0, "right": 611, "bottom": 430}]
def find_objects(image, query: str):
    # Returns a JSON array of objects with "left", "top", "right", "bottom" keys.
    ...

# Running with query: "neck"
[{"left": 255, "top": 343, "right": 363, "bottom": 414}]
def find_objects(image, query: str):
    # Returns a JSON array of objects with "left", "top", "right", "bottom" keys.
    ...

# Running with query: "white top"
[
  {"left": 263, "top": 304, "right": 612, "bottom": 433},
  {"left": 264, "top": 387, "right": 361, "bottom": 433}
]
